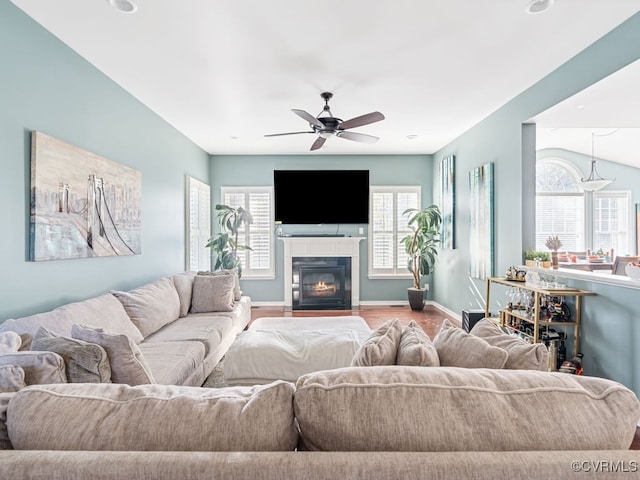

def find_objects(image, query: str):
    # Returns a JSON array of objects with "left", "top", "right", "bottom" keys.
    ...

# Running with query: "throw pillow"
[
  {"left": 31, "top": 327, "right": 111, "bottom": 383},
  {"left": 350, "top": 318, "right": 403, "bottom": 366},
  {"left": 198, "top": 268, "right": 242, "bottom": 301},
  {"left": 110, "top": 277, "right": 181, "bottom": 338},
  {"left": 190, "top": 274, "right": 235, "bottom": 313},
  {"left": 433, "top": 319, "right": 508, "bottom": 369},
  {"left": 0, "top": 351, "right": 66, "bottom": 385},
  {"left": 0, "top": 364, "right": 26, "bottom": 393},
  {"left": 172, "top": 272, "right": 196, "bottom": 317},
  {"left": 71, "top": 324, "right": 155, "bottom": 385},
  {"left": 0, "top": 331, "right": 22, "bottom": 354},
  {"left": 470, "top": 319, "right": 549, "bottom": 370},
  {"left": 396, "top": 320, "right": 440, "bottom": 367}
]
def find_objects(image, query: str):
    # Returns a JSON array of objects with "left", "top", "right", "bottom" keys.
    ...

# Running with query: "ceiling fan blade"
[
  {"left": 292, "top": 109, "right": 325, "bottom": 129},
  {"left": 264, "top": 131, "right": 313, "bottom": 137},
  {"left": 310, "top": 137, "right": 327, "bottom": 151},
  {"left": 337, "top": 131, "right": 379, "bottom": 144},
  {"left": 338, "top": 111, "right": 385, "bottom": 130}
]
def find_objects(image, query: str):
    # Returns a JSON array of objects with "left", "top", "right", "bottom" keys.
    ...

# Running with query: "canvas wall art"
[
  {"left": 440, "top": 154, "right": 455, "bottom": 249},
  {"left": 469, "top": 162, "right": 494, "bottom": 280},
  {"left": 30, "top": 131, "right": 141, "bottom": 261}
]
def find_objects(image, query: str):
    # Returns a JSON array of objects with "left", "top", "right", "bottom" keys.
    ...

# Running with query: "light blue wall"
[
  {"left": 0, "top": 1, "right": 209, "bottom": 321},
  {"left": 431, "top": 12, "right": 640, "bottom": 394},
  {"left": 210, "top": 154, "right": 433, "bottom": 303}
]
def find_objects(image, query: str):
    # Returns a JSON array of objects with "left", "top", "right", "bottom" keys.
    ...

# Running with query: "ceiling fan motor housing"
[{"left": 314, "top": 117, "right": 342, "bottom": 137}]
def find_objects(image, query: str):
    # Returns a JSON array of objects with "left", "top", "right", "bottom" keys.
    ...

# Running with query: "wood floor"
[{"left": 250, "top": 304, "right": 640, "bottom": 450}]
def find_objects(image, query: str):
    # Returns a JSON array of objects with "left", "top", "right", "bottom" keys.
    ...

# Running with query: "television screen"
[{"left": 274, "top": 170, "right": 369, "bottom": 224}]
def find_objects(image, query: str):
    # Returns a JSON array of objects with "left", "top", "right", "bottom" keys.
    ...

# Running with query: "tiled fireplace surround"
[{"left": 280, "top": 237, "right": 364, "bottom": 310}]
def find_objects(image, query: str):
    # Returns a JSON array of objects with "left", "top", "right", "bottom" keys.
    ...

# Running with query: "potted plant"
[
  {"left": 205, "top": 204, "right": 253, "bottom": 277},
  {"left": 401, "top": 204, "right": 442, "bottom": 311},
  {"left": 545, "top": 235, "right": 563, "bottom": 270},
  {"left": 524, "top": 250, "right": 538, "bottom": 267}
]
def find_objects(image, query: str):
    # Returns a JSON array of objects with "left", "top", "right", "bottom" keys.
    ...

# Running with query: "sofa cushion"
[
  {"left": 396, "top": 320, "right": 439, "bottom": 367},
  {"left": 137, "top": 341, "right": 205, "bottom": 386},
  {"left": 110, "top": 277, "right": 181, "bottom": 338},
  {"left": 0, "top": 351, "right": 66, "bottom": 385},
  {"left": 470, "top": 319, "right": 548, "bottom": 370},
  {"left": 0, "top": 294, "right": 144, "bottom": 349},
  {"left": 198, "top": 268, "right": 242, "bottom": 301},
  {"left": 0, "top": 365, "right": 25, "bottom": 393},
  {"left": 143, "top": 315, "right": 233, "bottom": 357},
  {"left": 350, "top": 318, "right": 402, "bottom": 366},
  {"left": 433, "top": 319, "right": 508, "bottom": 369},
  {"left": 172, "top": 272, "right": 196, "bottom": 317},
  {"left": 0, "top": 332, "right": 21, "bottom": 354},
  {"left": 7, "top": 382, "right": 298, "bottom": 451},
  {"left": 0, "top": 393, "right": 13, "bottom": 450},
  {"left": 294, "top": 366, "right": 640, "bottom": 452},
  {"left": 190, "top": 274, "right": 235, "bottom": 313},
  {"left": 71, "top": 325, "right": 154, "bottom": 385},
  {"left": 31, "top": 327, "right": 111, "bottom": 383}
]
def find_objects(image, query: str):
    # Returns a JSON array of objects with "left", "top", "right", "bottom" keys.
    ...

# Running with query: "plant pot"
[
  {"left": 525, "top": 260, "right": 536, "bottom": 267},
  {"left": 408, "top": 287, "right": 426, "bottom": 311},
  {"left": 551, "top": 251, "right": 559, "bottom": 269},
  {"left": 542, "top": 261, "right": 551, "bottom": 268}
]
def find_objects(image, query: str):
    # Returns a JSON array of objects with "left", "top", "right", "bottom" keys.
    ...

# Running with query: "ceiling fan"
[{"left": 265, "top": 92, "right": 385, "bottom": 151}]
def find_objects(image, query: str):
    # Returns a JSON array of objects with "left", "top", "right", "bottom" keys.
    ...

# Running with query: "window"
[
  {"left": 221, "top": 186, "right": 274, "bottom": 279},
  {"left": 535, "top": 158, "right": 631, "bottom": 254},
  {"left": 369, "top": 186, "right": 420, "bottom": 278},
  {"left": 186, "top": 176, "right": 211, "bottom": 271},
  {"left": 593, "top": 190, "right": 631, "bottom": 255}
]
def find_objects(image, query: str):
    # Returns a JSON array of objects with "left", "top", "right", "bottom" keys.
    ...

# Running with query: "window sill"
[{"left": 527, "top": 266, "right": 640, "bottom": 290}]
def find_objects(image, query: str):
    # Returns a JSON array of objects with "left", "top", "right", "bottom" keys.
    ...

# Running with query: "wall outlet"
[
  {"left": 358, "top": 227, "right": 364, "bottom": 235},
  {"left": 424, "top": 283, "right": 429, "bottom": 291}
]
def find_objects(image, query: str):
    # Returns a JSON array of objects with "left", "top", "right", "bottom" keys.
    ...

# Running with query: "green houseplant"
[
  {"left": 401, "top": 204, "right": 442, "bottom": 311},
  {"left": 205, "top": 204, "right": 253, "bottom": 277}
]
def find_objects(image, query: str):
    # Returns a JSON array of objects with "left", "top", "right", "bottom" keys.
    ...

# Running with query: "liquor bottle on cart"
[{"left": 559, "top": 352, "right": 583, "bottom": 375}]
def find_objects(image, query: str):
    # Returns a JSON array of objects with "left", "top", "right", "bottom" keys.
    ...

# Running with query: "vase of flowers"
[{"left": 545, "top": 235, "right": 563, "bottom": 270}]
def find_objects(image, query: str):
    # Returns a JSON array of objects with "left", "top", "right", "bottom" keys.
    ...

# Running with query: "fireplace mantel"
[{"left": 280, "top": 236, "right": 364, "bottom": 309}]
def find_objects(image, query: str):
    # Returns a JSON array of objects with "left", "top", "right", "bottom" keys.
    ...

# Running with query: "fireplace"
[
  {"left": 293, "top": 257, "right": 351, "bottom": 310},
  {"left": 280, "top": 236, "right": 363, "bottom": 310}
]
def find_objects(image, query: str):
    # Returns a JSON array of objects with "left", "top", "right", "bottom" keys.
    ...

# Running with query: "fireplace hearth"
[{"left": 293, "top": 257, "right": 351, "bottom": 310}]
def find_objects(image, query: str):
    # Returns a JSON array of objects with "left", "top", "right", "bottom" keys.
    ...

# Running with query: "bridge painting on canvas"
[{"left": 29, "top": 131, "right": 141, "bottom": 261}]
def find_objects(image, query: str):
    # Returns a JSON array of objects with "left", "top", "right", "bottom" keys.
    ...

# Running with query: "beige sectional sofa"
[
  {"left": 0, "top": 271, "right": 251, "bottom": 388},
  {"left": 1, "top": 365, "right": 639, "bottom": 479}
]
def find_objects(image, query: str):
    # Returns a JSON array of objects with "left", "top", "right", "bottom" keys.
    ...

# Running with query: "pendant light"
[{"left": 579, "top": 132, "right": 614, "bottom": 192}]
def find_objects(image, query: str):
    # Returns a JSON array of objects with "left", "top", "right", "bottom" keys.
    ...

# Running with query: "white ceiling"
[{"left": 10, "top": 0, "right": 640, "bottom": 158}]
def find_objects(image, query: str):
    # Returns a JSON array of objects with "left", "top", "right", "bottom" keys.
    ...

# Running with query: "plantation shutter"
[
  {"left": 186, "top": 176, "right": 211, "bottom": 271},
  {"left": 221, "top": 187, "right": 275, "bottom": 278},
  {"left": 369, "top": 186, "right": 420, "bottom": 277}
]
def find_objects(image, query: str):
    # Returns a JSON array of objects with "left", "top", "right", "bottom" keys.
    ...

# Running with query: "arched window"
[{"left": 535, "top": 159, "right": 585, "bottom": 251}]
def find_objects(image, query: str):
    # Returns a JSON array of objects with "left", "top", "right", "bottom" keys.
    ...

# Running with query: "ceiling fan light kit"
[{"left": 265, "top": 92, "right": 385, "bottom": 151}]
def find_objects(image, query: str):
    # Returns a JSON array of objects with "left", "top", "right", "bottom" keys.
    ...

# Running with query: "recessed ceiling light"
[
  {"left": 576, "top": 105, "right": 585, "bottom": 109},
  {"left": 406, "top": 134, "right": 418, "bottom": 140},
  {"left": 525, "top": 0, "right": 554, "bottom": 15},
  {"left": 107, "top": 0, "right": 138, "bottom": 14}
]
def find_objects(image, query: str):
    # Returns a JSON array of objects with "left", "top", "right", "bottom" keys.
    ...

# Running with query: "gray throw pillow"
[
  {"left": 433, "top": 319, "right": 508, "bottom": 369},
  {"left": 470, "top": 319, "right": 549, "bottom": 370},
  {"left": 71, "top": 324, "right": 154, "bottom": 386},
  {"left": 350, "top": 318, "right": 403, "bottom": 366},
  {"left": 31, "top": 327, "right": 111, "bottom": 383},
  {"left": 190, "top": 274, "right": 236, "bottom": 313},
  {"left": 197, "top": 268, "right": 241, "bottom": 301},
  {"left": 0, "top": 364, "right": 26, "bottom": 393},
  {"left": 396, "top": 320, "right": 440, "bottom": 367},
  {"left": 0, "top": 351, "right": 66, "bottom": 385}
]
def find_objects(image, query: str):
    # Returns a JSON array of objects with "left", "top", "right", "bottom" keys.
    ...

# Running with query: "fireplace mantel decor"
[{"left": 280, "top": 237, "right": 364, "bottom": 309}]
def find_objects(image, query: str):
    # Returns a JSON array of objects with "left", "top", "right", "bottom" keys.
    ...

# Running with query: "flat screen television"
[{"left": 274, "top": 170, "right": 369, "bottom": 224}]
